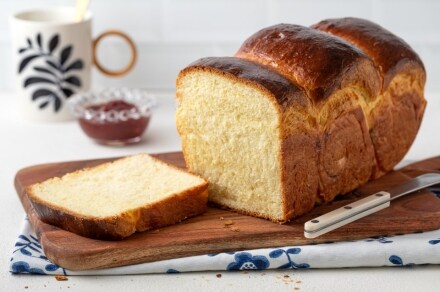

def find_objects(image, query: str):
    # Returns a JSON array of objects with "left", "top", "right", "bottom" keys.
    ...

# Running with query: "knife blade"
[{"left": 304, "top": 173, "right": 440, "bottom": 239}]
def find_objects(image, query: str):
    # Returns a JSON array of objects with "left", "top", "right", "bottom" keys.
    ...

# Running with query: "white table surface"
[{"left": 1, "top": 90, "right": 439, "bottom": 292}]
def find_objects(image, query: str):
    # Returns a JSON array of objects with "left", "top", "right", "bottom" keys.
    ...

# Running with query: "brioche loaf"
[
  {"left": 27, "top": 153, "right": 208, "bottom": 240},
  {"left": 176, "top": 17, "right": 426, "bottom": 222}
]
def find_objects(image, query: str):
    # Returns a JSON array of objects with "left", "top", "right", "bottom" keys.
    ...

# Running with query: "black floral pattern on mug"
[{"left": 17, "top": 33, "right": 84, "bottom": 112}]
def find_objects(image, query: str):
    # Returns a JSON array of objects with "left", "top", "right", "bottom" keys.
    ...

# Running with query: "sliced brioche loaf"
[
  {"left": 27, "top": 153, "right": 208, "bottom": 240},
  {"left": 176, "top": 18, "right": 425, "bottom": 222}
]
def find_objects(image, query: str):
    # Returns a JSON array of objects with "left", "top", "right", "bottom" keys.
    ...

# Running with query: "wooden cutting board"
[{"left": 14, "top": 152, "right": 440, "bottom": 270}]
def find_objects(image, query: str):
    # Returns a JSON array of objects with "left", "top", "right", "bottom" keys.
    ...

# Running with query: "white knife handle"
[{"left": 304, "top": 191, "right": 391, "bottom": 239}]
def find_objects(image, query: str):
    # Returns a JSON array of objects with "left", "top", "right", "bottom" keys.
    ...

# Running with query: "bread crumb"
[
  {"left": 55, "top": 275, "right": 68, "bottom": 281},
  {"left": 283, "top": 275, "right": 290, "bottom": 278},
  {"left": 152, "top": 229, "right": 161, "bottom": 233},
  {"left": 216, "top": 273, "right": 222, "bottom": 278},
  {"left": 294, "top": 288, "right": 300, "bottom": 290},
  {"left": 219, "top": 217, "right": 224, "bottom": 220},
  {"left": 224, "top": 220, "right": 234, "bottom": 226},
  {"left": 296, "top": 280, "right": 302, "bottom": 283},
  {"left": 230, "top": 227, "right": 240, "bottom": 232}
]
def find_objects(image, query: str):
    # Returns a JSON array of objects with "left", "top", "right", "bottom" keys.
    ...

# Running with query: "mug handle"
[{"left": 92, "top": 30, "right": 137, "bottom": 77}]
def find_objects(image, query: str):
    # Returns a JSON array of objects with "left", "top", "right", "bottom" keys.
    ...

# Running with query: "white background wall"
[{"left": 1, "top": 0, "right": 440, "bottom": 93}]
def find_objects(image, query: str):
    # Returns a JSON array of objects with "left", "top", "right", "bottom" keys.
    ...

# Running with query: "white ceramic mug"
[{"left": 10, "top": 7, "right": 137, "bottom": 122}]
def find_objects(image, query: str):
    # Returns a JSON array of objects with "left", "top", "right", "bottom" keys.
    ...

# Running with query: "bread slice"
[{"left": 27, "top": 153, "right": 208, "bottom": 240}]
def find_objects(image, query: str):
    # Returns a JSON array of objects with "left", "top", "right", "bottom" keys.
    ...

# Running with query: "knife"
[{"left": 304, "top": 173, "right": 440, "bottom": 239}]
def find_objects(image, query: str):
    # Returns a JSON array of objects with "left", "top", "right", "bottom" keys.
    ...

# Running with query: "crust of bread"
[
  {"left": 235, "top": 23, "right": 381, "bottom": 101},
  {"left": 280, "top": 129, "right": 319, "bottom": 220},
  {"left": 311, "top": 17, "right": 426, "bottom": 89},
  {"left": 177, "top": 57, "right": 309, "bottom": 110},
  {"left": 312, "top": 17, "right": 426, "bottom": 176},
  {"left": 26, "top": 155, "right": 209, "bottom": 240}
]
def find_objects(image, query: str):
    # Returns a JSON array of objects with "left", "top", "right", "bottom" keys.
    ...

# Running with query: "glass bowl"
[{"left": 68, "top": 88, "right": 156, "bottom": 146}]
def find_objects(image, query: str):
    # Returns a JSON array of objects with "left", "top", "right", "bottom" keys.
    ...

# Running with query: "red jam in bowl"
[
  {"left": 78, "top": 99, "right": 150, "bottom": 145},
  {"left": 69, "top": 89, "right": 155, "bottom": 146}
]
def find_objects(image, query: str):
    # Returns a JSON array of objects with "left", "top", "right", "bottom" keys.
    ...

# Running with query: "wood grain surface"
[{"left": 14, "top": 152, "right": 440, "bottom": 270}]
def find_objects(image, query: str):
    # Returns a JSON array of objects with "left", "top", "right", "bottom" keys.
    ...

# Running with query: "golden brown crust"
[
  {"left": 178, "top": 57, "right": 308, "bottom": 110},
  {"left": 27, "top": 155, "right": 209, "bottom": 240},
  {"left": 29, "top": 186, "right": 208, "bottom": 240},
  {"left": 311, "top": 17, "right": 426, "bottom": 89},
  {"left": 318, "top": 107, "right": 375, "bottom": 201},
  {"left": 28, "top": 199, "right": 137, "bottom": 240},
  {"left": 235, "top": 23, "right": 381, "bottom": 101},
  {"left": 280, "top": 130, "right": 319, "bottom": 220},
  {"left": 312, "top": 17, "right": 427, "bottom": 176},
  {"left": 370, "top": 84, "right": 426, "bottom": 175}
]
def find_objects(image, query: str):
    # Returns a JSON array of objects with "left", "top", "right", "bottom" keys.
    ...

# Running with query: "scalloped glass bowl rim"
[{"left": 68, "top": 88, "right": 157, "bottom": 123}]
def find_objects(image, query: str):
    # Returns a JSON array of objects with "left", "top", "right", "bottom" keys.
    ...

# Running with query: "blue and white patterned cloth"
[{"left": 10, "top": 191, "right": 440, "bottom": 275}]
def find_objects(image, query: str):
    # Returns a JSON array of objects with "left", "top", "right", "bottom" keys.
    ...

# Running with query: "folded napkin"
[{"left": 10, "top": 191, "right": 440, "bottom": 275}]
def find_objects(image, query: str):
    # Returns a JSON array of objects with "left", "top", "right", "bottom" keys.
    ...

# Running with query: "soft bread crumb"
[
  {"left": 55, "top": 275, "right": 68, "bottom": 281},
  {"left": 224, "top": 220, "right": 234, "bottom": 226},
  {"left": 177, "top": 71, "right": 283, "bottom": 220}
]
